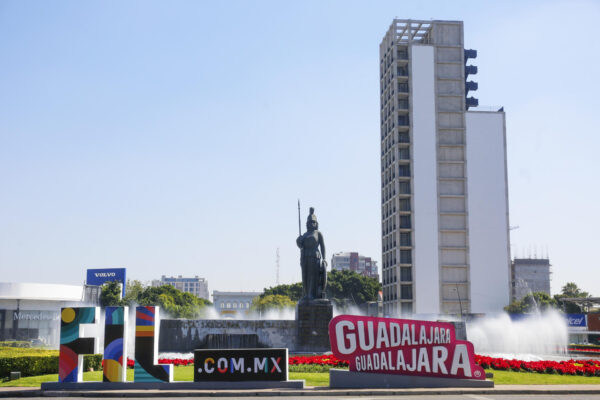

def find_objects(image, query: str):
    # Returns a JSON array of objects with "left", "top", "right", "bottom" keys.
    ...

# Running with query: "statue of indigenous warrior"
[{"left": 296, "top": 207, "right": 327, "bottom": 303}]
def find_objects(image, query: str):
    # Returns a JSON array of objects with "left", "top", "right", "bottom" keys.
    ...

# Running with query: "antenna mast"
[{"left": 276, "top": 248, "right": 280, "bottom": 285}]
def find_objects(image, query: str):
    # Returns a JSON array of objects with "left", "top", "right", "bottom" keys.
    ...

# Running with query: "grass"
[
  {"left": 289, "top": 372, "right": 330, "bottom": 386},
  {"left": 4, "top": 366, "right": 600, "bottom": 387},
  {"left": 0, "top": 366, "right": 327, "bottom": 387},
  {"left": 486, "top": 369, "right": 600, "bottom": 385}
]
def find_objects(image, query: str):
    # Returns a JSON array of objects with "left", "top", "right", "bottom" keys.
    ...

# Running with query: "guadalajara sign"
[{"left": 329, "top": 315, "right": 485, "bottom": 380}]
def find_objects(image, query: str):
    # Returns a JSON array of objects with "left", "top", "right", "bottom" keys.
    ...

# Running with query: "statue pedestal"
[{"left": 295, "top": 300, "right": 333, "bottom": 353}]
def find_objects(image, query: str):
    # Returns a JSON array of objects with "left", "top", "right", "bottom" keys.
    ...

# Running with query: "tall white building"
[{"left": 380, "top": 20, "right": 511, "bottom": 316}]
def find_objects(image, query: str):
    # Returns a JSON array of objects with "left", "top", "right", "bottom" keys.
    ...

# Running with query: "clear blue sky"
[{"left": 1, "top": 0, "right": 599, "bottom": 299}]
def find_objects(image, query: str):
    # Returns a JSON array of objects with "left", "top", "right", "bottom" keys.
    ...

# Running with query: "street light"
[{"left": 455, "top": 284, "right": 463, "bottom": 318}]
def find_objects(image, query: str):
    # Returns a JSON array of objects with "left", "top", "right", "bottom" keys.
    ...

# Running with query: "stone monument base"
[
  {"left": 295, "top": 300, "right": 333, "bottom": 353},
  {"left": 329, "top": 369, "right": 494, "bottom": 388}
]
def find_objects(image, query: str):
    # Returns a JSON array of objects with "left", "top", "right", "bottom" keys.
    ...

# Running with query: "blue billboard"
[
  {"left": 566, "top": 313, "right": 587, "bottom": 328},
  {"left": 86, "top": 268, "right": 126, "bottom": 296}
]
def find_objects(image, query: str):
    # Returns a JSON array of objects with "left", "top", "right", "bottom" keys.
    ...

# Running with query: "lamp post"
[{"left": 455, "top": 284, "right": 463, "bottom": 318}]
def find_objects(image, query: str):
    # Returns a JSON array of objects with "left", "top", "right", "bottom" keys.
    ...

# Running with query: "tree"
[
  {"left": 100, "top": 281, "right": 123, "bottom": 307},
  {"left": 122, "top": 279, "right": 145, "bottom": 305},
  {"left": 554, "top": 282, "right": 591, "bottom": 313},
  {"left": 261, "top": 283, "right": 303, "bottom": 302},
  {"left": 259, "top": 270, "right": 381, "bottom": 308},
  {"left": 561, "top": 282, "right": 590, "bottom": 298},
  {"left": 251, "top": 294, "right": 296, "bottom": 313},
  {"left": 136, "top": 284, "right": 210, "bottom": 319},
  {"left": 326, "top": 270, "right": 381, "bottom": 307},
  {"left": 504, "top": 291, "right": 557, "bottom": 314}
]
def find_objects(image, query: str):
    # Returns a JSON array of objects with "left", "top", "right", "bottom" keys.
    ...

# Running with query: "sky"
[{"left": 1, "top": 0, "right": 599, "bottom": 299}]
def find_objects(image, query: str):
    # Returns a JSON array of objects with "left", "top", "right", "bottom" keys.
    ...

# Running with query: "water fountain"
[{"left": 466, "top": 311, "right": 568, "bottom": 360}]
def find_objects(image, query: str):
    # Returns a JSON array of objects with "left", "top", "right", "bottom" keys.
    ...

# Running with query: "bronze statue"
[{"left": 296, "top": 206, "right": 327, "bottom": 303}]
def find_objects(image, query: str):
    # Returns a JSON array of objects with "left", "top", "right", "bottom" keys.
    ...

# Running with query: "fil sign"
[
  {"left": 329, "top": 315, "right": 485, "bottom": 380},
  {"left": 194, "top": 349, "right": 287, "bottom": 382}
]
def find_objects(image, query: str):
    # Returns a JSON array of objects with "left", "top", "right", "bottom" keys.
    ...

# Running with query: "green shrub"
[
  {"left": 0, "top": 347, "right": 57, "bottom": 359},
  {"left": 0, "top": 341, "right": 32, "bottom": 348},
  {"left": 83, "top": 354, "right": 103, "bottom": 372},
  {"left": 0, "top": 352, "right": 103, "bottom": 378},
  {"left": 0, "top": 355, "right": 58, "bottom": 378},
  {"left": 289, "top": 364, "right": 347, "bottom": 373}
]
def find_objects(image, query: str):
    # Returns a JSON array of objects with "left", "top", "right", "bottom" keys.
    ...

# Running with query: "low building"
[
  {"left": 0, "top": 282, "right": 99, "bottom": 346},
  {"left": 152, "top": 275, "right": 209, "bottom": 300},
  {"left": 331, "top": 252, "right": 379, "bottom": 279},
  {"left": 511, "top": 258, "right": 551, "bottom": 301},
  {"left": 212, "top": 291, "right": 261, "bottom": 317}
]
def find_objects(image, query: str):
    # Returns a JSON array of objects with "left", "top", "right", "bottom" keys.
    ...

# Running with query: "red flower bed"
[
  {"left": 158, "top": 358, "right": 193, "bottom": 366},
  {"left": 475, "top": 354, "right": 600, "bottom": 376},
  {"left": 123, "top": 358, "right": 192, "bottom": 368},
  {"left": 569, "top": 346, "right": 600, "bottom": 353},
  {"left": 122, "top": 354, "right": 600, "bottom": 377},
  {"left": 288, "top": 354, "right": 349, "bottom": 368}
]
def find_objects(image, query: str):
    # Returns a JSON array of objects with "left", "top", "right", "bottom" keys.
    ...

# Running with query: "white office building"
[
  {"left": 212, "top": 291, "right": 261, "bottom": 317},
  {"left": 380, "top": 19, "right": 511, "bottom": 316},
  {"left": 152, "top": 275, "right": 209, "bottom": 300}
]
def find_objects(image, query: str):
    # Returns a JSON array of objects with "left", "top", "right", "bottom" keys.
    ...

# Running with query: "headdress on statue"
[{"left": 306, "top": 207, "right": 318, "bottom": 230}]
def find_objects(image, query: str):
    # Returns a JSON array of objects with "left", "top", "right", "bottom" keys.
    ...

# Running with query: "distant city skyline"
[{"left": 1, "top": 1, "right": 599, "bottom": 300}]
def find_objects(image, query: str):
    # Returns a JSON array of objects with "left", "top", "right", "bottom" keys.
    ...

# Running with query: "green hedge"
[
  {"left": 569, "top": 344, "right": 600, "bottom": 349},
  {"left": 0, "top": 347, "right": 57, "bottom": 358},
  {"left": 289, "top": 364, "right": 347, "bottom": 373},
  {"left": 0, "top": 354, "right": 102, "bottom": 378},
  {"left": 0, "top": 341, "right": 33, "bottom": 348}
]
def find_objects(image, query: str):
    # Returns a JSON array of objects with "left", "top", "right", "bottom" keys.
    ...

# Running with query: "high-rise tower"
[{"left": 379, "top": 20, "right": 510, "bottom": 316}]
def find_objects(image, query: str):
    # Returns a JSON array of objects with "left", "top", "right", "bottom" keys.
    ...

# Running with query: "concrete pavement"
[{"left": 4, "top": 385, "right": 600, "bottom": 397}]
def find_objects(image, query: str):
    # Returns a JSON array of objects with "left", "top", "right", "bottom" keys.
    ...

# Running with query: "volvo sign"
[{"left": 86, "top": 268, "right": 126, "bottom": 296}]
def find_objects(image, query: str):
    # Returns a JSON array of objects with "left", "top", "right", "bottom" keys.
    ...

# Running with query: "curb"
[{"left": 5, "top": 387, "right": 600, "bottom": 397}]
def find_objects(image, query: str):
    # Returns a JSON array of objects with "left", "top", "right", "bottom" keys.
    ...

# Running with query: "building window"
[
  {"left": 400, "top": 215, "right": 411, "bottom": 228},
  {"left": 400, "top": 267, "right": 412, "bottom": 282},
  {"left": 399, "top": 182, "right": 411, "bottom": 194},
  {"left": 398, "top": 148, "right": 410, "bottom": 160},
  {"left": 398, "top": 164, "right": 410, "bottom": 177},
  {"left": 400, "top": 250, "right": 412, "bottom": 264},
  {"left": 401, "top": 302, "right": 413, "bottom": 314},
  {"left": 399, "top": 198, "right": 411, "bottom": 211},
  {"left": 226, "top": 303, "right": 231, "bottom": 308},
  {"left": 400, "top": 232, "right": 411, "bottom": 246},
  {"left": 400, "top": 285, "right": 413, "bottom": 300}
]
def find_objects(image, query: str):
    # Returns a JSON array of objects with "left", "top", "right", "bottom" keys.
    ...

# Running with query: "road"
[{"left": 4, "top": 396, "right": 600, "bottom": 400}]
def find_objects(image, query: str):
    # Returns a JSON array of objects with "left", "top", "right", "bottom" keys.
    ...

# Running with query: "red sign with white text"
[{"left": 329, "top": 315, "right": 485, "bottom": 380}]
